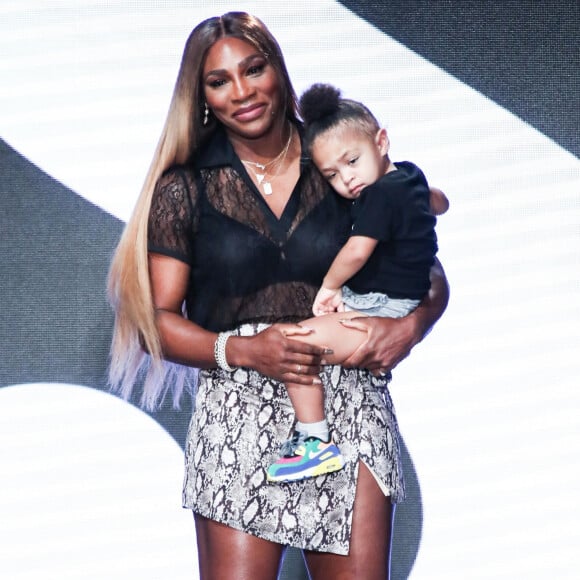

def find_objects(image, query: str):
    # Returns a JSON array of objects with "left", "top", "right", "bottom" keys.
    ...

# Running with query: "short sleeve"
[
  {"left": 147, "top": 168, "right": 197, "bottom": 264},
  {"left": 350, "top": 182, "right": 396, "bottom": 242}
]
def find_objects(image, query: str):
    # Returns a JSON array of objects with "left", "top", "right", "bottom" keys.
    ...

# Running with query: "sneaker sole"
[{"left": 267, "top": 456, "right": 345, "bottom": 483}]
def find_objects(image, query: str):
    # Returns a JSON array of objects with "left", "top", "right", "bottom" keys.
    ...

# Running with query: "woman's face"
[{"left": 202, "top": 36, "right": 282, "bottom": 140}]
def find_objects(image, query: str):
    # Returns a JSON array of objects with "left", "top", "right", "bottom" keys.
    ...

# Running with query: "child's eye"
[
  {"left": 348, "top": 157, "right": 359, "bottom": 165},
  {"left": 325, "top": 173, "right": 336, "bottom": 181}
]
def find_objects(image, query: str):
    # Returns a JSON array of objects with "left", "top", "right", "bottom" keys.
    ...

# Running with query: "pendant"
[
  {"left": 262, "top": 181, "right": 273, "bottom": 195},
  {"left": 256, "top": 173, "right": 265, "bottom": 184},
  {"left": 256, "top": 163, "right": 266, "bottom": 171}
]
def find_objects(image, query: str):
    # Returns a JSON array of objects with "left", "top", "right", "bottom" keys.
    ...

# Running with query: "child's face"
[{"left": 311, "top": 127, "right": 388, "bottom": 200}]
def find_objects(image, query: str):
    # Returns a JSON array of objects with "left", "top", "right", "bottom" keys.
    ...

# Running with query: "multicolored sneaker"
[{"left": 266, "top": 431, "right": 345, "bottom": 483}]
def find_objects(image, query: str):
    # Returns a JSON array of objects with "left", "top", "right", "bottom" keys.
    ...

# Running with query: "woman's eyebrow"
[{"left": 204, "top": 53, "right": 264, "bottom": 78}]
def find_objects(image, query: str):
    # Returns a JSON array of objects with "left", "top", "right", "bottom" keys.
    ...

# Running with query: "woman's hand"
[
  {"left": 227, "top": 323, "right": 329, "bottom": 386},
  {"left": 339, "top": 315, "right": 419, "bottom": 373},
  {"left": 341, "top": 257, "right": 450, "bottom": 374}
]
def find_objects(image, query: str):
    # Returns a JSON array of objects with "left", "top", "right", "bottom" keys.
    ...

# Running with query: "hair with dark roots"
[
  {"left": 299, "top": 83, "right": 380, "bottom": 153},
  {"left": 108, "top": 12, "right": 301, "bottom": 410}
]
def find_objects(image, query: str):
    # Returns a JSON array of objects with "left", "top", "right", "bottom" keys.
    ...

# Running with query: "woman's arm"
[
  {"left": 149, "top": 253, "right": 327, "bottom": 384},
  {"left": 148, "top": 253, "right": 216, "bottom": 368},
  {"left": 340, "top": 257, "right": 450, "bottom": 372}
]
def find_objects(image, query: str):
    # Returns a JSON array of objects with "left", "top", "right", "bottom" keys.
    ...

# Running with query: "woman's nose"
[{"left": 232, "top": 77, "right": 253, "bottom": 102}]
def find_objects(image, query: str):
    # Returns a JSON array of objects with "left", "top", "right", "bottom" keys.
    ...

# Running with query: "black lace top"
[{"left": 148, "top": 127, "right": 351, "bottom": 332}]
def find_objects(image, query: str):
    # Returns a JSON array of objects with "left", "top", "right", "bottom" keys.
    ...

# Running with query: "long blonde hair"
[{"left": 107, "top": 12, "right": 299, "bottom": 410}]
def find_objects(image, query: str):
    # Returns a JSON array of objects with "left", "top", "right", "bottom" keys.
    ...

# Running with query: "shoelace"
[{"left": 279, "top": 431, "right": 307, "bottom": 457}]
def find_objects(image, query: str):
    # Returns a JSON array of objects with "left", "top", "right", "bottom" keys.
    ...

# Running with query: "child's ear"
[{"left": 376, "top": 128, "right": 389, "bottom": 155}]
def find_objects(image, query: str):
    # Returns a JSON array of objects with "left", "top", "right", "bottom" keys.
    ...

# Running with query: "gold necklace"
[{"left": 241, "top": 127, "right": 293, "bottom": 196}]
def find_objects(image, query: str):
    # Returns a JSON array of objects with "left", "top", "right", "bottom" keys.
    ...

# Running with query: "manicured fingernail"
[
  {"left": 323, "top": 348, "right": 334, "bottom": 355},
  {"left": 313, "top": 378, "right": 322, "bottom": 385}
]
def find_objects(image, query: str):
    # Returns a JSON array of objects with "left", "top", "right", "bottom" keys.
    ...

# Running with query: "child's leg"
[
  {"left": 289, "top": 310, "right": 368, "bottom": 364},
  {"left": 266, "top": 313, "right": 364, "bottom": 482},
  {"left": 283, "top": 311, "right": 367, "bottom": 431},
  {"left": 269, "top": 373, "right": 345, "bottom": 482},
  {"left": 285, "top": 381, "right": 326, "bottom": 424}
]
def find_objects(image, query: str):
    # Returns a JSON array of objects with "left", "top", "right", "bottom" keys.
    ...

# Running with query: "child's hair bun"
[{"left": 299, "top": 83, "right": 341, "bottom": 125}]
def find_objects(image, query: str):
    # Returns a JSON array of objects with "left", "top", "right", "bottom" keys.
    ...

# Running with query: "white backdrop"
[{"left": 1, "top": 1, "right": 579, "bottom": 578}]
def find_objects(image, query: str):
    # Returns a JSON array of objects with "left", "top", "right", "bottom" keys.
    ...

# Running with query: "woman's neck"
[{"left": 228, "top": 120, "right": 293, "bottom": 165}]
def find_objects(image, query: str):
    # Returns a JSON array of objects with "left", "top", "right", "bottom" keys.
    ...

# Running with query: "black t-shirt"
[
  {"left": 347, "top": 161, "right": 437, "bottom": 300},
  {"left": 147, "top": 127, "right": 351, "bottom": 332}
]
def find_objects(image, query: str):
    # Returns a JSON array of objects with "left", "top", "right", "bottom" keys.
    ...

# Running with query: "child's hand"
[
  {"left": 312, "top": 287, "right": 343, "bottom": 316},
  {"left": 429, "top": 186, "right": 450, "bottom": 216}
]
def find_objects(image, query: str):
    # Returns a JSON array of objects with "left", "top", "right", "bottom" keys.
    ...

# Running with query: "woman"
[{"left": 108, "top": 12, "right": 449, "bottom": 579}]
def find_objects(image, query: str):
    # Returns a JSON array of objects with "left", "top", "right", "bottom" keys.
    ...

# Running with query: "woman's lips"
[{"left": 233, "top": 103, "right": 266, "bottom": 122}]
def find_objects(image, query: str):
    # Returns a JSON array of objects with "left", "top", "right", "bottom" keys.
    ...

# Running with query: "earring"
[{"left": 203, "top": 102, "right": 209, "bottom": 126}]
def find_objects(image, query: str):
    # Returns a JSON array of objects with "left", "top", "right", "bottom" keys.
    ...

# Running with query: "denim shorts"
[{"left": 342, "top": 286, "right": 420, "bottom": 318}]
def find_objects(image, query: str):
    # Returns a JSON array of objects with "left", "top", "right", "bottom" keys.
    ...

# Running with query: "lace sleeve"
[{"left": 147, "top": 167, "right": 197, "bottom": 264}]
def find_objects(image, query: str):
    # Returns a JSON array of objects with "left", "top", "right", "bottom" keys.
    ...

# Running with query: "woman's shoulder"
[
  {"left": 159, "top": 163, "right": 197, "bottom": 185},
  {"left": 149, "top": 164, "right": 200, "bottom": 219},
  {"left": 155, "top": 164, "right": 198, "bottom": 198}
]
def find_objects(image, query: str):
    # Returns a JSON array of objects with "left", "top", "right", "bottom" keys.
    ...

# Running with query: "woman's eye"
[
  {"left": 326, "top": 173, "right": 336, "bottom": 181},
  {"left": 207, "top": 78, "right": 226, "bottom": 89},
  {"left": 247, "top": 63, "right": 266, "bottom": 76},
  {"left": 349, "top": 157, "right": 359, "bottom": 165}
]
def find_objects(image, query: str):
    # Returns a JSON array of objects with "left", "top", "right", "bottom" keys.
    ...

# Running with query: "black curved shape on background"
[
  {"left": 338, "top": 0, "right": 579, "bottom": 157},
  {"left": 0, "top": 139, "right": 192, "bottom": 446}
]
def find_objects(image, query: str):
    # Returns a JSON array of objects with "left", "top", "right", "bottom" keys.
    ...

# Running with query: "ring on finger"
[{"left": 297, "top": 364, "right": 302, "bottom": 373}]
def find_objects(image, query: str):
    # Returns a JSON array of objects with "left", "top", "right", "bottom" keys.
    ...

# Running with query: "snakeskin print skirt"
[{"left": 182, "top": 324, "right": 405, "bottom": 555}]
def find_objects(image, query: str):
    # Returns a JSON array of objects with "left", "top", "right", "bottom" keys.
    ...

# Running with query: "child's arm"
[
  {"left": 313, "top": 235, "right": 378, "bottom": 315},
  {"left": 429, "top": 186, "right": 450, "bottom": 215}
]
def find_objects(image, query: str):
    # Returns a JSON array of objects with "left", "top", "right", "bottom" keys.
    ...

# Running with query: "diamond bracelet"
[{"left": 214, "top": 331, "right": 235, "bottom": 372}]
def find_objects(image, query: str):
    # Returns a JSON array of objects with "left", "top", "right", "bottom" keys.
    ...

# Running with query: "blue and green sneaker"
[{"left": 267, "top": 431, "right": 345, "bottom": 483}]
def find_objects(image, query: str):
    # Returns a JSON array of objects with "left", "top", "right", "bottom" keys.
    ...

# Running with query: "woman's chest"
[{"left": 193, "top": 180, "right": 350, "bottom": 283}]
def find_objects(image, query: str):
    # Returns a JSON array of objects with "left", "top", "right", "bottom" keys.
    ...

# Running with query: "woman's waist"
[{"left": 188, "top": 285, "right": 316, "bottom": 332}]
